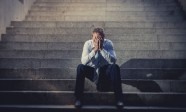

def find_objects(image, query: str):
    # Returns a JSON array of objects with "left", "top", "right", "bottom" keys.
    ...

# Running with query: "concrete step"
[
  {"left": 105, "top": 22, "right": 186, "bottom": 28},
  {"left": 106, "top": 0, "right": 176, "bottom": 3},
  {"left": 36, "top": 0, "right": 106, "bottom": 3},
  {"left": 3, "top": 34, "right": 186, "bottom": 42},
  {"left": 0, "top": 58, "right": 79, "bottom": 69},
  {"left": 0, "top": 79, "right": 185, "bottom": 92},
  {"left": 28, "top": 11, "right": 106, "bottom": 16},
  {"left": 0, "top": 58, "right": 186, "bottom": 69},
  {"left": 33, "top": 2, "right": 177, "bottom": 7},
  {"left": 10, "top": 21, "right": 186, "bottom": 28},
  {"left": 0, "top": 68, "right": 185, "bottom": 80},
  {"left": 1, "top": 34, "right": 158, "bottom": 42},
  {"left": 28, "top": 11, "right": 182, "bottom": 17},
  {"left": 6, "top": 27, "right": 186, "bottom": 35},
  {"left": 36, "top": 0, "right": 175, "bottom": 3},
  {"left": 1, "top": 41, "right": 186, "bottom": 50},
  {"left": 0, "top": 50, "right": 186, "bottom": 59},
  {"left": 31, "top": 4, "right": 180, "bottom": 11},
  {"left": 105, "top": 11, "right": 181, "bottom": 16},
  {"left": 0, "top": 105, "right": 186, "bottom": 112},
  {"left": 105, "top": 28, "right": 186, "bottom": 35},
  {"left": 0, "top": 91, "right": 185, "bottom": 107},
  {"left": 0, "top": 40, "right": 186, "bottom": 51},
  {"left": 11, "top": 21, "right": 105, "bottom": 28},
  {"left": 25, "top": 15, "right": 183, "bottom": 22},
  {"left": 0, "top": 34, "right": 161, "bottom": 42}
]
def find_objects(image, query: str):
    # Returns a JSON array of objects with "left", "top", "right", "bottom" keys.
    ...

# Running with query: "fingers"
[
  {"left": 98, "top": 39, "right": 103, "bottom": 50},
  {"left": 98, "top": 40, "right": 100, "bottom": 50},
  {"left": 93, "top": 35, "right": 103, "bottom": 50}
]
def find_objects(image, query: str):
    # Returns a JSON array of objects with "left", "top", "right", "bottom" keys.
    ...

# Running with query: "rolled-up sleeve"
[{"left": 81, "top": 41, "right": 96, "bottom": 65}]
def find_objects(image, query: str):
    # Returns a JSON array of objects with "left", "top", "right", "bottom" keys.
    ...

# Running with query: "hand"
[
  {"left": 98, "top": 38, "right": 103, "bottom": 50},
  {"left": 92, "top": 33, "right": 104, "bottom": 52},
  {"left": 93, "top": 37, "right": 99, "bottom": 52}
]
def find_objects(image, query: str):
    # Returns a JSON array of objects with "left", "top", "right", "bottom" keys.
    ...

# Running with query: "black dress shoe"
[
  {"left": 116, "top": 101, "right": 124, "bottom": 108},
  {"left": 75, "top": 99, "right": 82, "bottom": 108}
]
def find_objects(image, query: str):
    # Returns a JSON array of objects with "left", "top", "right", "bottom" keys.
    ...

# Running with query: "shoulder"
[
  {"left": 83, "top": 39, "right": 93, "bottom": 49},
  {"left": 104, "top": 39, "right": 114, "bottom": 46},
  {"left": 103, "top": 39, "right": 114, "bottom": 50},
  {"left": 84, "top": 39, "right": 92, "bottom": 45}
]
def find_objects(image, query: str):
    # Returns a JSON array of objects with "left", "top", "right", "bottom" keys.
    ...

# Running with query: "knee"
[
  {"left": 77, "top": 64, "right": 84, "bottom": 70},
  {"left": 77, "top": 64, "right": 86, "bottom": 76},
  {"left": 108, "top": 64, "right": 120, "bottom": 78},
  {"left": 110, "top": 64, "right": 120, "bottom": 71}
]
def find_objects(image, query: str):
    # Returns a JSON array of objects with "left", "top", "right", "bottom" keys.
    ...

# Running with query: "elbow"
[
  {"left": 112, "top": 58, "right": 116, "bottom": 64},
  {"left": 110, "top": 57, "right": 117, "bottom": 64},
  {"left": 81, "top": 61, "right": 87, "bottom": 65},
  {"left": 81, "top": 58, "right": 87, "bottom": 65}
]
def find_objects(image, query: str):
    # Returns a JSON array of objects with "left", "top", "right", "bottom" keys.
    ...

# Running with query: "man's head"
[{"left": 92, "top": 28, "right": 105, "bottom": 40}]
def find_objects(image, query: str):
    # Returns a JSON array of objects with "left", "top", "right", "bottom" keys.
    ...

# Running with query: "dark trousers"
[{"left": 74, "top": 64, "right": 123, "bottom": 101}]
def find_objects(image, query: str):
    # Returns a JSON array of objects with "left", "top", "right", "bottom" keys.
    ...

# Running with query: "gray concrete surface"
[
  {"left": 0, "top": 0, "right": 36, "bottom": 40},
  {"left": 178, "top": 0, "right": 186, "bottom": 12}
]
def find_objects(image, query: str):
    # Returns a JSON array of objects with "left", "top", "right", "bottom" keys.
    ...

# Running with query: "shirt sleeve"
[
  {"left": 81, "top": 41, "right": 96, "bottom": 65},
  {"left": 100, "top": 40, "right": 117, "bottom": 64}
]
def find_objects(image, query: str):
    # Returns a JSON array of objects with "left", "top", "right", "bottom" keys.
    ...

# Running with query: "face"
[{"left": 92, "top": 32, "right": 103, "bottom": 40}]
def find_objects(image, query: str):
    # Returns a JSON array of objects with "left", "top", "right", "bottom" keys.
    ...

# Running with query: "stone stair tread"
[
  {"left": 31, "top": 6, "right": 180, "bottom": 12},
  {"left": 3, "top": 34, "right": 186, "bottom": 42},
  {"left": 0, "top": 91, "right": 186, "bottom": 106},
  {"left": 34, "top": 3, "right": 177, "bottom": 6},
  {"left": 0, "top": 105, "right": 186, "bottom": 112},
  {"left": 0, "top": 67, "right": 185, "bottom": 80},
  {"left": 0, "top": 50, "right": 186, "bottom": 59},
  {"left": 28, "top": 11, "right": 181, "bottom": 17},
  {"left": 10, "top": 21, "right": 186, "bottom": 28},
  {"left": 1, "top": 42, "right": 186, "bottom": 51},
  {"left": 25, "top": 16, "right": 183, "bottom": 22},
  {"left": 0, "top": 79, "right": 185, "bottom": 92},
  {"left": 5, "top": 27, "right": 186, "bottom": 35},
  {"left": 0, "top": 58, "right": 186, "bottom": 69}
]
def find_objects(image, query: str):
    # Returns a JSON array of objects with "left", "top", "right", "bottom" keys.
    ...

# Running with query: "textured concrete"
[
  {"left": 0, "top": 79, "right": 186, "bottom": 92},
  {"left": 0, "top": 68, "right": 185, "bottom": 80},
  {"left": 1, "top": 0, "right": 186, "bottom": 111},
  {"left": 179, "top": 0, "right": 186, "bottom": 12},
  {"left": 0, "top": 0, "right": 36, "bottom": 40},
  {"left": 0, "top": 92, "right": 186, "bottom": 107}
]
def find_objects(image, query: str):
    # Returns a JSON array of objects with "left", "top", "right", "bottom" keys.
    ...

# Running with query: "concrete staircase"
[{"left": 0, "top": 0, "right": 186, "bottom": 111}]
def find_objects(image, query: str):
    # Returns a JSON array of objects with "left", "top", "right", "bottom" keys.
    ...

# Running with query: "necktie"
[{"left": 94, "top": 51, "right": 101, "bottom": 84}]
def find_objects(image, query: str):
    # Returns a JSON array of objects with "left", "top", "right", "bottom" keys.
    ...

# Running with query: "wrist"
[
  {"left": 94, "top": 48, "right": 98, "bottom": 53},
  {"left": 99, "top": 46, "right": 103, "bottom": 51}
]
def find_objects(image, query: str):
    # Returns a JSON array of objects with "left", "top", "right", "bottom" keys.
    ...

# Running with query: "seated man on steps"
[{"left": 74, "top": 27, "right": 124, "bottom": 108}]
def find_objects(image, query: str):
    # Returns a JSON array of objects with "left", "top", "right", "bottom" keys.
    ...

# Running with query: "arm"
[
  {"left": 100, "top": 40, "right": 117, "bottom": 64},
  {"left": 81, "top": 41, "right": 96, "bottom": 65}
]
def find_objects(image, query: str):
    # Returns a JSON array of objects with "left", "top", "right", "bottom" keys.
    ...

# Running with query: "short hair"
[{"left": 92, "top": 27, "right": 105, "bottom": 38}]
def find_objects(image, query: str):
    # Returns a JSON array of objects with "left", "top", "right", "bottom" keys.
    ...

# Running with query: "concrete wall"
[
  {"left": 178, "top": 0, "right": 186, "bottom": 12},
  {"left": 0, "top": 0, "right": 36, "bottom": 40}
]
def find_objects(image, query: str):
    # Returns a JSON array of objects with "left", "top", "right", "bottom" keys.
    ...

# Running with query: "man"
[{"left": 74, "top": 28, "right": 124, "bottom": 108}]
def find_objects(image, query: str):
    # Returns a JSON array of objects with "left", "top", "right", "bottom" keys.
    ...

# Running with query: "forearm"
[
  {"left": 81, "top": 50, "right": 96, "bottom": 65},
  {"left": 100, "top": 49, "right": 116, "bottom": 64}
]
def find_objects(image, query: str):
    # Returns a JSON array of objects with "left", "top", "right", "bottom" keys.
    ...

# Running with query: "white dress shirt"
[{"left": 81, "top": 38, "right": 117, "bottom": 83}]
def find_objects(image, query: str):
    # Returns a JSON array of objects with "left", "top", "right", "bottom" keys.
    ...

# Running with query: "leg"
[
  {"left": 98, "top": 64, "right": 124, "bottom": 108},
  {"left": 74, "top": 64, "right": 94, "bottom": 100},
  {"left": 97, "top": 64, "right": 111, "bottom": 92},
  {"left": 106, "top": 64, "right": 123, "bottom": 101}
]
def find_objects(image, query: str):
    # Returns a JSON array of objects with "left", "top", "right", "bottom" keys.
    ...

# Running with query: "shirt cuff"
[{"left": 100, "top": 49, "right": 109, "bottom": 58}]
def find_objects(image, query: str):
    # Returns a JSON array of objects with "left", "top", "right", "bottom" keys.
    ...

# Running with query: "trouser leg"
[
  {"left": 107, "top": 64, "right": 123, "bottom": 101},
  {"left": 74, "top": 64, "right": 94, "bottom": 100}
]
